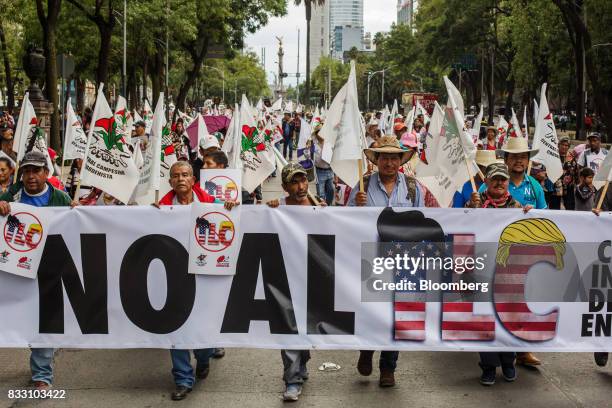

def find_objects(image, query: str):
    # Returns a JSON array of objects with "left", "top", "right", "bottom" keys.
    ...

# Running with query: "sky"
[{"left": 244, "top": 0, "right": 397, "bottom": 86}]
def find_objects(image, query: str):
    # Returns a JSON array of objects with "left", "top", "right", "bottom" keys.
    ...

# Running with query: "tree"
[
  {"left": 35, "top": 0, "right": 62, "bottom": 150},
  {"left": 294, "top": 0, "right": 325, "bottom": 108},
  {"left": 172, "top": 0, "right": 285, "bottom": 112},
  {"left": 65, "top": 0, "right": 116, "bottom": 88}
]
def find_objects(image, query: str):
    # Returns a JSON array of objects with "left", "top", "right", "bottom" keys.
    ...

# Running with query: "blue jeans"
[
  {"left": 283, "top": 138, "right": 294, "bottom": 160},
  {"left": 30, "top": 348, "right": 54, "bottom": 385},
  {"left": 170, "top": 348, "right": 214, "bottom": 388},
  {"left": 316, "top": 167, "right": 335, "bottom": 205},
  {"left": 379, "top": 351, "right": 399, "bottom": 371}
]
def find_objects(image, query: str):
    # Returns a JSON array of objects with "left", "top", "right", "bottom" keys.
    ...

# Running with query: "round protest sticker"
[
  {"left": 3, "top": 212, "right": 43, "bottom": 252},
  {"left": 194, "top": 211, "right": 236, "bottom": 253},
  {"left": 205, "top": 175, "right": 240, "bottom": 202}
]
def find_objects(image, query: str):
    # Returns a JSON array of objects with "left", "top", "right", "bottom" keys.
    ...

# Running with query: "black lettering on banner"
[
  {"left": 38, "top": 234, "right": 108, "bottom": 334},
  {"left": 120, "top": 235, "right": 194, "bottom": 334},
  {"left": 221, "top": 233, "right": 297, "bottom": 334},
  {"left": 307, "top": 234, "right": 354, "bottom": 334},
  {"left": 599, "top": 240, "right": 611, "bottom": 263}
]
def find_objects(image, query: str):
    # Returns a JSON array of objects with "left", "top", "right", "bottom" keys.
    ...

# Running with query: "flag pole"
[
  {"left": 155, "top": 190, "right": 160, "bottom": 206},
  {"left": 596, "top": 181, "right": 610, "bottom": 211},
  {"left": 465, "top": 157, "right": 476, "bottom": 191},
  {"left": 358, "top": 158, "right": 365, "bottom": 192}
]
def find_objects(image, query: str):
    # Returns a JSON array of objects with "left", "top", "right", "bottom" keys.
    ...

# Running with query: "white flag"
[
  {"left": 443, "top": 76, "right": 476, "bottom": 161},
  {"left": 271, "top": 97, "right": 283, "bottom": 111},
  {"left": 416, "top": 100, "right": 430, "bottom": 125},
  {"left": 297, "top": 117, "right": 311, "bottom": 149},
  {"left": 319, "top": 61, "right": 366, "bottom": 188},
  {"left": 115, "top": 96, "right": 133, "bottom": 146},
  {"left": 389, "top": 99, "right": 398, "bottom": 129},
  {"left": 240, "top": 95, "right": 275, "bottom": 192},
  {"left": 221, "top": 103, "right": 242, "bottom": 169},
  {"left": 416, "top": 101, "right": 472, "bottom": 207},
  {"left": 14, "top": 93, "right": 37, "bottom": 158},
  {"left": 63, "top": 97, "right": 87, "bottom": 160},
  {"left": 133, "top": 140, "right": 144, "bottom": 169},
  {"left": 80, "top": 84, "right": 139, "bottom": 204},
  {"left": 256, "top": 98, "right": 264, "bottom": 112},
  {"left": 510, "top": 108, "right": 523, "bottom": 139},
  {"left": 594, "top": 153, "right": 612, "bottom": 182},
  {"left": 285, "top": 100, "right": 294, "bottom": 113},
  {"left": 531, "top": 83, "right": 562, "bottom": 182},
  {"left": 404, "top": 105, "right": 416, "bottom": 132},
  {"left": 497, "top": 116, "right": 510, "bottom": 147},
  {"left": 143, "top": 99, "right": 153, "bottom": 134},
  {"left": 533, "top": 98, "right": 539, "bottom": 131}
]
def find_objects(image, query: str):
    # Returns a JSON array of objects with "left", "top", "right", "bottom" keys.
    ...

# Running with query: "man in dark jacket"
[{"left": 0, "top": 151, "right": 74, "bottom": 391}]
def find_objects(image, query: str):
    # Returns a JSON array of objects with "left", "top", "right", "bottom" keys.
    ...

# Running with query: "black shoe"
[
  {"left": 171, "top": 386, "right": 192, "bottom": 401},
  {"left": 357, "top": 350, "right": 374, "bottom": 376},
  {"left": 196, "top": 364, "right": 210, "bottom": 379},
  {"left": 479, "top": 364, "right": 496, "bottom": 386},
  {"left": 595, "top": 352, "right": 609, "bottom": 367},
  {"left": 501, "top": 364, "right": 516, "bottom": 382},
  {"left": 213, "top": 348, "right": 225, "bottom": 359}
]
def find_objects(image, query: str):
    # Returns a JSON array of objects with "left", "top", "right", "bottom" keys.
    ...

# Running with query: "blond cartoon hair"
[{"left": 497, "top": 219, "right": 566, "bottom": 269}]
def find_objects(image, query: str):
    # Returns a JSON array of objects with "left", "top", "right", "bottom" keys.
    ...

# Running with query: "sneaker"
[
  {"left": 501, "top": 365, "right": 517, "bottom": 382},
  {"left": 594, "top": 352, "right": 609, "bottom": 367},
  {"left": 32, "top": 381, "right": 51, "bottom": 390},
  {"left": 379, "top": 369, "right": 396, "bottom": 387},
  {"left": 283, "top": 383, "right": 302, "bottom": 402},
  {"left": 479, "top": 366, "right": 496, "bottom": 386},
  {"left": 195, "top": 364, "right": 210, "bottom": 379},
  {"left": 171, "top": 386, "right": 192, "bottom": 401},
  {"left": 516, "top": 352, "right": 541, "bottom": 366},
  {"left": 213, "top": 348, "right": 225, "bottom": 359},
  {"left": 357, "top": 350, "right": 374, "bottom": 376}
]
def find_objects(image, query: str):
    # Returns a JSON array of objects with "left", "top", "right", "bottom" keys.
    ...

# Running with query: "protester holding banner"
[
  {"left": 0, "top": 150, "right": 74, "bottom": 390},
  {"left": 157, "top": 160, "right": 236, "bottom": 400},
  {"left": 266, "top": 162, "right": 325, "bottom": 401},
  {"left": 466, "top": 163, "right": 519, "bottom": 385},
  {"left": 348, "top": 136, "right": 424, "bottom": 388}
]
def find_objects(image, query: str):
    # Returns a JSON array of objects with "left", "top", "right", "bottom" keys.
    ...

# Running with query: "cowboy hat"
[
  {"left": 501, "top": 137, "right": 539, "bottom": 158},
  {"left": 475, "top": 150, "right": 501, "bottom": 167},
  {"left": 364, "top": 135, "right": 413, "bottom": 165}
]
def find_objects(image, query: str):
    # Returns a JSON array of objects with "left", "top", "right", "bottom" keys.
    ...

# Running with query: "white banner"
[
  {"left": 0, "top": 204, "right": 53, "bottom": 279},
  {"left": 1, "top": 206, "right": 612, "bottom": 351},
  {"left": 188, "top": 203, "right": 241, "bottom": 276}
]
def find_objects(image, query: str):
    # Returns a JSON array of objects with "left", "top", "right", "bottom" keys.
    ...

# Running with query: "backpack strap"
[{"left": 404, "top": 174, "right": 417, "bottom": 204}]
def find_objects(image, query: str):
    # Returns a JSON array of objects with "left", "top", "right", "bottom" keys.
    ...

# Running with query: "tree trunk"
[
  {"left": 0, "top": 19, "right": 14, "bottom": 111},
  {"left": 305, "top": 2, "right": 311, "bottom": 107},
  {"left": 76, "top": 76, "right": 85, "bottom": 112},
  {"left": 44, "top": 28, "right": 61, "bottom": 150},
  {"left": 175, "top": 39, "right": 209, "bottom": 111},
  {"left": 504, "top": 77, "right": 515, "bottom": 120},
  {"left": 96, "top": 24, "right": 113, "bottom": 89},
  {"left": 127, "top": 64, "right": 137, "bottom": 110},
  {"left": 487, "top": 52, "right": 495, "bottom": 124},
  {"left": 574, "top": 29, "right": 585, "bottom": 140}
]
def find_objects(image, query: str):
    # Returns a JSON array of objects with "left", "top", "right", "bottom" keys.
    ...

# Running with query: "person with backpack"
[{"left": 347, "top": 135, "right": 424, "bottom": 388}]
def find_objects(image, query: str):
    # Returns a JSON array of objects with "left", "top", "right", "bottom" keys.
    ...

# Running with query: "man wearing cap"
[
  {"left": 466, "top": 162, "right": 523, "bottom": 386},
  {"left": 266, "top": 163, "right": 325, "bottom": 401},
  {"left": 453, "top": 150, "right": 498, "bottom": 207},
  {"left": 577, "top": 132, "right": 608, "bottom": 176},
  {"left": 347, "top": 136, "right": 423, "bottom": 388},
  {"left": 0, "top": 151, "right": 74, "bottom": 391},
  {"left": 393, "top": 121, "right": 407, "bottom": 141}
]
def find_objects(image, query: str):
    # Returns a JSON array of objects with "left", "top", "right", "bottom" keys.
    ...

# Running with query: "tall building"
[
  {"left": 397, "top": 0, "right": 418, "bottom": 27},
  {"left": 309, "top": 1, "right": 330, "bottom": 74},
  {"left": 309, "top": 0, "right": 365, "bottom": 71}
]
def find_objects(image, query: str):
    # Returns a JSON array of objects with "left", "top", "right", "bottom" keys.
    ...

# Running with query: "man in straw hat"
[
  {"left": 479, "top": 137, "right": 548, "bottom": 211},
  {"left": 453, "top": 150, "right": 500, "bottom": 207},
  {"left": 348, "top": 135, "right": 424, "bottom": 208},
  {"left": 347, "top": 135, "right": 423, "bottom": 388}
]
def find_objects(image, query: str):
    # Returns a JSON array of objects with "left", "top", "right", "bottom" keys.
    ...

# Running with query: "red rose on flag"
[
  {"left": 29, "top": 118, "right": 38, "bottom": 125},
  {"left": 256, "top": 143, "right": 265, "bottom": 151},
  {"left": 242, "top": 125, "right": 255, "bottom": 139}
]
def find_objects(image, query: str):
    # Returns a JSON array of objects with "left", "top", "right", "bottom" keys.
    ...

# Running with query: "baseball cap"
[
  {"left": 281, "top": 163, "right": 307, "bottom": 184},
  {"left": 20, "top": 151, "right": 47, "bottom": 169},
  {"left": 199, "top": 134, "right": 220, "bottom": 150},
  {"left": 393, "top": 122, "right": 407, "bottom": 131},
  {"left": 558, "top": 136, "right": 570, "bottom": 143},
  {"left": 587, "top": 132, "right": 601, "bottom": 140},
  {"left": 485, "top": 162, "right": 510, "bottom": 180}
]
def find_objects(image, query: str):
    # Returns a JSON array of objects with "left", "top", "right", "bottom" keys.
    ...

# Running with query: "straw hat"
[
  {"left": 364, "top": 135, "right": 413, "bottom": 165},
  {"left": 475, "top": 150, "right": 501, "bottom": 167},
  {"left": 501, "top": 137, "right": 539, "bottom": 158}
]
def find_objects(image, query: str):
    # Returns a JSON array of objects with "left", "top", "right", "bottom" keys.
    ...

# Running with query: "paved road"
[{"left": 1, "top": 177, "right": 611, "bottom": 407}]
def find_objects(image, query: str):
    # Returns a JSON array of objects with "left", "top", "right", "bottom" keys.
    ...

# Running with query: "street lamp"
[
  {"left": 203, "top": 65, "right": 225, "bottom": 103},
  {"left": 366, "top": 69, "right": 386, "bottom": 111}
]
